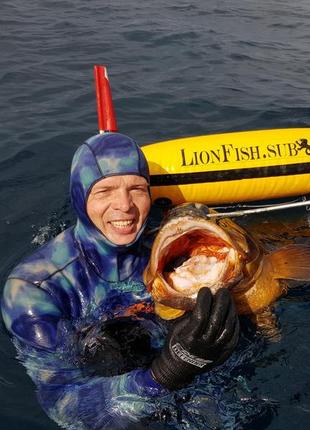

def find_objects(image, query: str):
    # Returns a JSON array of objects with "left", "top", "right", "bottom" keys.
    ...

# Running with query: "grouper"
[{"left": 144, "top": 203, "right": 310, "bottom": 326}]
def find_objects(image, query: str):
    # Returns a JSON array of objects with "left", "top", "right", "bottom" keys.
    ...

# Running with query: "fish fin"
[
  {"left": 249, "top": 306, "right": 282, "bottom": 342},
  {"left": 269, "top": 244, "right": 310, "bottom": 281},
  {"left": 154, "top": 302, "right": 185, "bottom": 320}
]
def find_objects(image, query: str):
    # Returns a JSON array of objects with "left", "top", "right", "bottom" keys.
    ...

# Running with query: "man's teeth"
[{"left": 111, "top": 220, "right": 134, "bottom": 228}]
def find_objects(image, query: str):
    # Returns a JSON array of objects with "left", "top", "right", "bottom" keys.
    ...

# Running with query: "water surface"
[{"left": 1, "top": 0, "right": 310, "bottom": 428}]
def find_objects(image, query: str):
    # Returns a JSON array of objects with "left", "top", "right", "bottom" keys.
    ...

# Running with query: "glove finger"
[
  {"left": 202, "top": 288, "right": 233, "bottom": 344},
  {"left": 212, "top": 297, "right": 239, "bottom": 348},
  {"left": 186, "top": 287, "right": 213, "bottom": 338},
  {"left": 169, "top": 312, "right": 192, "bottom": 339},
  {"left": 214, "top": 318, "right": 240, "bottom": 366},
  {"left": 213, "top": 312, "right": 240, "bottom": 350}
]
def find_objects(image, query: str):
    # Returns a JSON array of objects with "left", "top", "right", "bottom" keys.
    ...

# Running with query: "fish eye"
[
  {"left": 195, "top": 203, "right": 209, "bottom": 215},
  {"left": 166, "top": 202, "right": 210, "bottom": 219},
  {"left": 186, "top": 203, "right": 210, "bottom": 216},
  {"left": 181, "top": 203, "right": 197, "bottom": 211}
]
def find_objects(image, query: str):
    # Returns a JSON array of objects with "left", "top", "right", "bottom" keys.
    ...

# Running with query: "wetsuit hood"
[{"left": 70, "top": 133, "right": 150, "bottom": 282}]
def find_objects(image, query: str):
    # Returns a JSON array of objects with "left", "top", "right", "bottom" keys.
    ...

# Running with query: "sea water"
[{"left": 1, "top": 0, "right": 310, "bottom": 428}]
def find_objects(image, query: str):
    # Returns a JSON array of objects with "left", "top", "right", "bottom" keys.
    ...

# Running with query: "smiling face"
[{"left": 86, "top": 175, "right": 151, "bottom": 245}]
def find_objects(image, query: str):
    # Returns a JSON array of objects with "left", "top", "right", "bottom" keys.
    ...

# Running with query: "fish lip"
[{"left": 156, "top": 216, "right": 233, "bottom": 253}]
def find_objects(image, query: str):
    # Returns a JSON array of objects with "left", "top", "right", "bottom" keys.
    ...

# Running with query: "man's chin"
[
  {"left": 110, "top": 235, "right": 137, "bottom": 246},
  {"left": 105, "top": 227, "right": 139, "bottom": 246}
]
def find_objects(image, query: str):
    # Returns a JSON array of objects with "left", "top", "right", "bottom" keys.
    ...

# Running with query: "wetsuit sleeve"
[
  {"left": 1, "top": 278, "right": 168, "bottom": 430},
  {"left": 2, "top": 278, "right": 63, "bottom": 350}
]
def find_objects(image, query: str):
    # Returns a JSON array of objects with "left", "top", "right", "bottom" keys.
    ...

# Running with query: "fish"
[{"left": 143, "top": 203, "right": 310, "bottom": 324}]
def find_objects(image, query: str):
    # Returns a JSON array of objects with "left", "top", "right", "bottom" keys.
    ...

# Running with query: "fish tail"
[{"left": 269, "top": 244, "right": 310, "bottom": 281}]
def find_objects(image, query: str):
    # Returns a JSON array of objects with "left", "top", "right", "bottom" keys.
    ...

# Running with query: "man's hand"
[
  {"left": 151, "top": 287, "right": 239, "bottom": 390},
  {"left": 77, "top": 317, "right": 154, "bottom": 376}
]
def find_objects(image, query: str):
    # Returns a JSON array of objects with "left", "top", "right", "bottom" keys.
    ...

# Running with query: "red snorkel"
[{"left": 94, "top": 65, "right": 118, "bottom": 133}]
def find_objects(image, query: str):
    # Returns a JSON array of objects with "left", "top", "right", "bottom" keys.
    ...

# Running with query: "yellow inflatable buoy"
[{"left": 142, "top": 128, "right": 310, "bottom": 205}]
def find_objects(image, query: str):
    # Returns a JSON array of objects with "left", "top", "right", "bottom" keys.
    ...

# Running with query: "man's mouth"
[{"left": 110, "top": 220, "right": 135, "bottom": 229}]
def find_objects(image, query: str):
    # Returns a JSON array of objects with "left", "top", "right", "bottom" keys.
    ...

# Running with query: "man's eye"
[
  {"left": 95, "top": 189, "right": 110, "bottom": 197},
  {"left": 132, "top": 186, "right": 148, "bottom": 192}
]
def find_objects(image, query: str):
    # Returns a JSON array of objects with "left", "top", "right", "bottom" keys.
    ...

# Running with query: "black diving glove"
[
  {"left": 151, "top": 287, "right": 240, "bottom": 390},
  {"left": 78, "top": 322, "right": 124, "bottom": 374},
  {"left": 77, "top": 317, "right": 154, "bottom": 376}
]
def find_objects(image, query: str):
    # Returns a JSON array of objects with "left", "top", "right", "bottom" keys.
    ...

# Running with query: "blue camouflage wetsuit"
[{"left": 1, "top": 133, "right": 168, "bottom": 430}]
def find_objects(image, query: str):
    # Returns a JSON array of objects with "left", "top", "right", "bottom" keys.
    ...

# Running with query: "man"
[{"left": 1, "top": 133, "right": 239, "bottom": 429}]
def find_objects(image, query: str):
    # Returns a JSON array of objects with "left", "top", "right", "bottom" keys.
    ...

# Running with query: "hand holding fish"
[{"left": 150, "top": 287, "right": 239, "bottom": 390}]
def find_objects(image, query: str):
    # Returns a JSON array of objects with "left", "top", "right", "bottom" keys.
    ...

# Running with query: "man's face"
[{"left": 86, "top": 175, "right": 151, "bottom": 245}]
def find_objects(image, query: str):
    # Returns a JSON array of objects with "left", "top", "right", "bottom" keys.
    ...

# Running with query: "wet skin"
[{"left": 86, "top": 175, "right": 151, "bottom": 245}]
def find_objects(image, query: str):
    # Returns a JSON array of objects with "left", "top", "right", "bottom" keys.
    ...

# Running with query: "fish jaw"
[
  {"left": 151, "top": 274, "right": 197, "bottom": 310},
  {"left": 144, "top": 214, "right": 244, "bottom": 315}
]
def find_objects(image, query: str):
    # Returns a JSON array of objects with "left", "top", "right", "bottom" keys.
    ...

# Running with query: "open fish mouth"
[
  {"left": 159, "top": 224, "right": 241, "bottom": 296},
  {"left": 145, "top": 207, "right": 243, "bottom": 310}
]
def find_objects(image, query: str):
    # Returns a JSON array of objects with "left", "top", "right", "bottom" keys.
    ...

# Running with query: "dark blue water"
[{"left": 1, "top": 0, "right": 310, "bottom": 428}]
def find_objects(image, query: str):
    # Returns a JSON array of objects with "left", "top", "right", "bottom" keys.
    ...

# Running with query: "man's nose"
[{"left": 112, "top": 189, "right": 133, "bottom": 211}]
